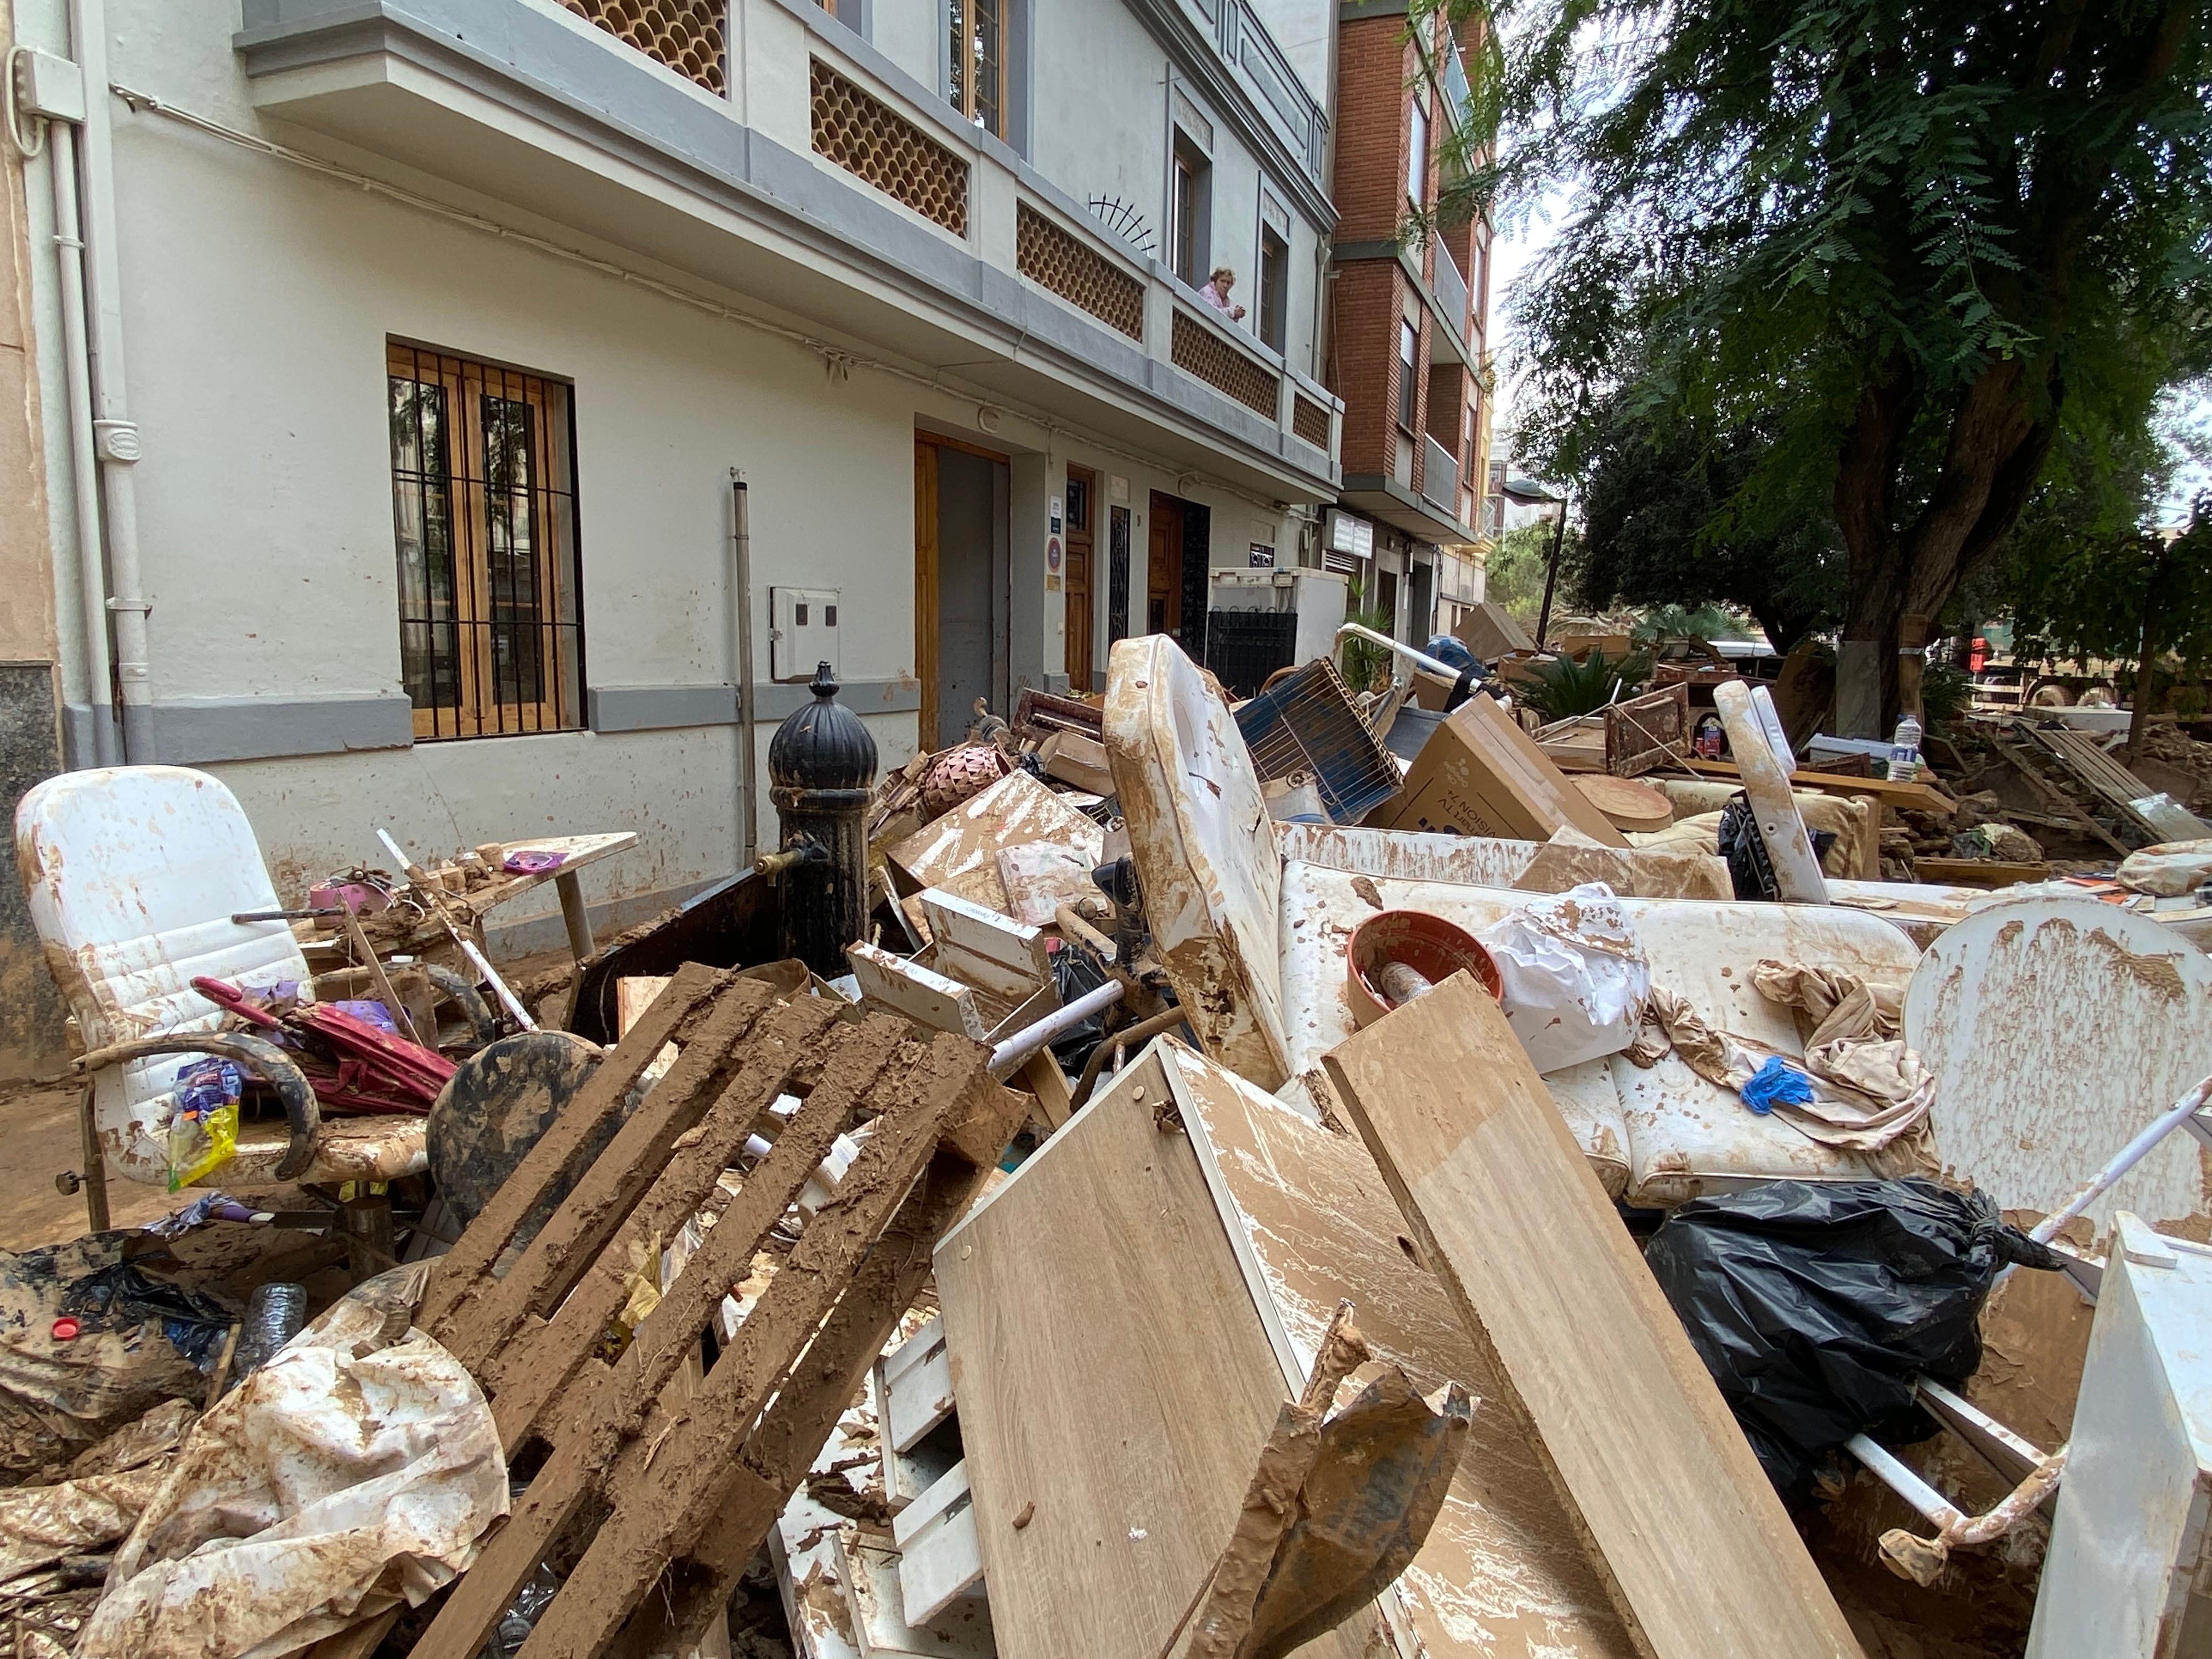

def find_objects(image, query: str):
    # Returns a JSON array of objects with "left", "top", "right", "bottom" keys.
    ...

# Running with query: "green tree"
[
  {"left": 1568, "top": 399, "right": 1845, "bottom": 653},
  {"left": 1427, "top": 0, "right": 2212, "bottom": 732},
  {"left": 2012, "top": 492, "right": 2212, "bottom": 758},
  {"left": 1483, "top": 519, "right": 1568, "bottom": 628}
]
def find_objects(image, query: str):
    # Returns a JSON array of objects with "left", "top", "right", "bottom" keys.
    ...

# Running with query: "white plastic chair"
[{"left": 16, "top": 765, "right": 431, "bottom": 1190}]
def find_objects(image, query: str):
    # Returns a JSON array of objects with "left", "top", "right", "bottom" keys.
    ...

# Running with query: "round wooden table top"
[{"left": 1571, "top": 773, "right": 1675, "bottom": 832}]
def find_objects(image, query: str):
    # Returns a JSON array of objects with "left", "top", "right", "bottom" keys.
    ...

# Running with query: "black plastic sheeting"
[{"left": 1643, "top": 1178, "right": 2064, "bottom": 1494}]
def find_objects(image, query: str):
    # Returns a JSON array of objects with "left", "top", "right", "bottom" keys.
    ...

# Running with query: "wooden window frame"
[
  {"left": 386, "top": 341, "right": 584, "bottom": 743},
  {"left": 1170, "top": 137, "right": 1208, "bottom": 287},
  {"left": 1257, "top": 224, "right": 1289, "bottom": 354},
  {"left": 948, "top": 0, "right": 1008, "bottom": 138}
]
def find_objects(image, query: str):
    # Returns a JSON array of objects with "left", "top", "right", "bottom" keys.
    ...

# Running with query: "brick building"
[{"left": 1321, "top": 1, "right": 1493, "bottom": 644}]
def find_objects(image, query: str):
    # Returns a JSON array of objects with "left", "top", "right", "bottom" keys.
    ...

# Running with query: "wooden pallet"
[{"left": 408, "top": 963, "right": 1017, "bottom": 1659}]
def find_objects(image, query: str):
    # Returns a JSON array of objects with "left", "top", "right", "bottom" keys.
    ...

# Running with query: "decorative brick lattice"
[
  {"left": 810, "top": 60, "right": 969, "bottom": 236},
  {"left": 1017, "top": 204, "right": 1144, "bottom": 340},
  {"left": 1171, "top": 311, "right": 1280, "bottom": 417},
  {"left": 557, "top": 0, "right": 724, "bottom": 93},
  {"left": 1291, "top": 394, "right": 1330, "bottom": 449}
]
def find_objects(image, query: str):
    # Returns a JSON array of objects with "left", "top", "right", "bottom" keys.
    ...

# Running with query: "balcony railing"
[
  {"left": 1422, "top": 436, "right": 1459, "bottom": 511},
  {"left": 1432, "top": 242, "right": 1469, "bottom": 336}
]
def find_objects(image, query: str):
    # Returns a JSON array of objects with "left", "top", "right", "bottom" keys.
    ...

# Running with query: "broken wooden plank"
[
  {"left": 1322, "top": 973, "right": 1863, "bottom": 1659},
  {"left": 420, "top": 963, "right": 730, "bottom": 1335},
  {"left": 412, "top": 1011, "right": 915, "bottom": 1659},
  {"left": 1039, "top": 729, "right": 1116, "bottom": 795},
  {"left": 438, "top": 985, "right": 805, "bottom": 1374},
  {"left": 881, "top": 1314, "right": 955, "bottom": 1455}
]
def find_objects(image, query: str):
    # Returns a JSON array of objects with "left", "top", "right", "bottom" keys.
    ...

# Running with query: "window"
[
  {"left": 1397, "top": 319, "right": 1420, "bottom": 431},
  {"left": 1257, "top": 225, "right": 1289, "bottom": 353},
  {"left": 947, "top": 0, "right": 1006, "bottom": 137},
  {"left": 1169, "top": 134, "right": 1209, "bottom": 286},
  {"left": 387, "top": 343, "right": 583, "bottom": 741},
  {"left": 1407, "top": 97, "right": 1429, "bottom": 208}
]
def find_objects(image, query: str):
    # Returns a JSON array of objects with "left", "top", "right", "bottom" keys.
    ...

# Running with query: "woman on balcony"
[{"left": 1200, "top": 266, "right": 1247, "bottom": 323}]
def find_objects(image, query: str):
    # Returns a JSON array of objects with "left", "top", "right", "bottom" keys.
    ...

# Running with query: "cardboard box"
[
  {"left": 1365, "top": 693, "right": 1630, "bottom": 845},
  {"left": 1452, "top": 600, "right": 1536, "bottom": 663}
]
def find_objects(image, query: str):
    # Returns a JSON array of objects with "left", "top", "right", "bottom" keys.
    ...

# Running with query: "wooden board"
[
  {"left": 887, "top": 770, "right": 1104, "bottom": 911},
  {"left": 1571, "top": 774, "right": 1674, "bottom": 832},
  {"left": 1163, "top": 1043, "right": 1634, "bottom": 1658},
  {"left": 1683, "top": 755, "right": 1957, "bottom": 814},
  {"left": 1322, "top": 974, "right": 1863, "bottom": 1659},
  {"left": 995, "top": 841, "right": 1098, "bottom": 927},
  {"left": 1039, "top": 730, "right": 1116, "bottom": 795},
  {"left": 934, "top": 1049, "right": 1379, "bottom": 1659},
  {"left": 1910, "top": 856, "right": 2050, "bottom": 889}
]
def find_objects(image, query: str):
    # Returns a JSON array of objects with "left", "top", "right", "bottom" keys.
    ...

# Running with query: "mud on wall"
[{"left": 0, "top": 663, "right": 68, "bottom": 1079}]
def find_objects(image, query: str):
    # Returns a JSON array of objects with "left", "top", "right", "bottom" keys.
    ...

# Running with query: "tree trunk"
[{"left": 2128, "top": 546, "right": 2168, "bottom": 765}]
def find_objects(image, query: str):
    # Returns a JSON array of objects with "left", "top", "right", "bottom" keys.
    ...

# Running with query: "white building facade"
[{"left": 8, "top": 0, "right": 1341, "bottom": 959}]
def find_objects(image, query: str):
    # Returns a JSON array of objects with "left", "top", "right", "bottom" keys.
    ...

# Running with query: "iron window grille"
[{"left": 387, "top": 342, "right": 584, "bottom": 742}]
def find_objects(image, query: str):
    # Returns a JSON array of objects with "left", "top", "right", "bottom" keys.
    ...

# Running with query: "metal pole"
[
  {"left": 1534, "top": 492, "right": 1568, "bottom": 648},
  {"left": 733, "top": 472, "right": 759, "bottom": 867}
]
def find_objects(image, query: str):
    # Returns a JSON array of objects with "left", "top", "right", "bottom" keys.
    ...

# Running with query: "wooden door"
[
  {"left": 1147, "top": 492, "right": 1182, "bottom": 638},
  {"left": 1063, "top": 467, "right": 1095, "bottom": 693}
]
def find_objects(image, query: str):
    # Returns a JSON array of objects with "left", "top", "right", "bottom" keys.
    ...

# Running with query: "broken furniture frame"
[
  {"left": 1836, "top": 1071, "right": 2212, "bottom": 1581},
  {"left": 407, "top": 964, "right": 1019, "bottom": 1659}
]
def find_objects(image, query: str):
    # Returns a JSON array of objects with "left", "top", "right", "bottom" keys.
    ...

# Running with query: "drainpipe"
[
  {"left": 69, "top": 0, "right": 151, "bottom": 760},
  {"left": 45, "top": 119, "right": 114, "bottom": 765}
]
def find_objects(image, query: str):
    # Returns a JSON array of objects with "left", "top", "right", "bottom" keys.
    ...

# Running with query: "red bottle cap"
[{"left": 50, "top": 1317, "right": 79, "bottom": 1341}]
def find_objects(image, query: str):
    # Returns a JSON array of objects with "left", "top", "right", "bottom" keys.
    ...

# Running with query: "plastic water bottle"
[{"left": 1888, "top": 715, "right": 1923, "bottom": 783}]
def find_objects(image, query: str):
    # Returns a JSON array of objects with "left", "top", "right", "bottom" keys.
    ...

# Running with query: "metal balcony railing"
[
  {"left": 1422, "top": 436, "right": 1459, "bottom": 511},
  {"left": 1432, "top": 242, "right": 1469, "bottom": 335}
]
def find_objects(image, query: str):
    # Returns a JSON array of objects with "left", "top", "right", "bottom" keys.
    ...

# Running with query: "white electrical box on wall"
[{"left": 770, "top": 586, "right": 842, "bottom": 681}]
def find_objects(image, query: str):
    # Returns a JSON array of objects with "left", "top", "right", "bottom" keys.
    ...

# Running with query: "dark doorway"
[
  {"left": 916, "top": 435, "right": 1009, "bottom": 747},
  {"left": 1147, "top": 489, "right": 1211, "bottom": 661},
  {"left": 1408, "top": 557, "right": 1434, "bottom": 645},
  {"left": 1108, "top": 505, "right": 1131, "bottom": 649},
  {"left": 1064, "top": 466, "right": 1096, "bottom": 693}
]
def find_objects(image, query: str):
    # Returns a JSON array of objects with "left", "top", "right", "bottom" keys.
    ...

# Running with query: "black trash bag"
[
  {"left": 1643, "top": 1178, "right": 2063, "bottom": 1496},
  {"left": 1717, "top": 792, "right": 1835, "bottom": 900}
]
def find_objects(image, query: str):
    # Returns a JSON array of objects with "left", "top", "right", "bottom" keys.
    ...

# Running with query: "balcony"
[
  {"left": 1421, "top": 435, "right": 1459, "bottom": 511},
  {"left": 235, "top": 0, "right": 1341, "bottom": 498},
  {"left": 1432, "top": 242, "right": 1469, "bottom": 338}
]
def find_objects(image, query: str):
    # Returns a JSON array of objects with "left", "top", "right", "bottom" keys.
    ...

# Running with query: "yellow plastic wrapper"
[{"left": 166, "top": 1060, "right": 242, "bottom": 1192}]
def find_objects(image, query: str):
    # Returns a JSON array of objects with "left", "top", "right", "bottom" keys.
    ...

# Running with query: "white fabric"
[{"left": 82, "top": 1271, "right": 507, "bottom": 1659}]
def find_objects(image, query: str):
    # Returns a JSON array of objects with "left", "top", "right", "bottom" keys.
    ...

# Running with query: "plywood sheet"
[
  {"left": 1164, "top": 1043, "right": 1633, "bottom": 1659},
  {"left": 1323, "top": 974, "right": 1864, "bottom": 1659},
  {"left": 887, "top": 770, "right": 1104, "bottom": 913},
  {"left": 934, "top": 1050, "right": 1377, "bottom": 1659}
]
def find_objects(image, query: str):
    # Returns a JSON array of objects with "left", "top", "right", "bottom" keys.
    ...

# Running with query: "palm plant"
[{"left": 1515, "top": 648, "right": 1653, "bottom": 722}]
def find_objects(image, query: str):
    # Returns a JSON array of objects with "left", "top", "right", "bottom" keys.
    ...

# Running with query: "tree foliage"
[
  {"left": 1567, "top": 399, "right": 1846, "bottom": 653},
  {"left": 1425, "top": 0, "right": 2212, "bottom": 724}
]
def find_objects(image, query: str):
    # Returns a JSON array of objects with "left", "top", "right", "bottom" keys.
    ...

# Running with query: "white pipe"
[
  {"left": 1334, "top": 621, "right": 1460, "bottom": 681},
  {"left": 46, "top": 120, "right": 114, "bottom": 766},
  {"left": 69, "top": 0, "right": 150, "bottom": 760},
  {"left": 988, "top": 980, "right": 1124, "bottom": 1077},
  {"left": 1846, "top": 1434, "right": 1965, "bottom": 1529},
  {"left": 2030, "top": 1074, "right": 2212, "bottom": 1244}
]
